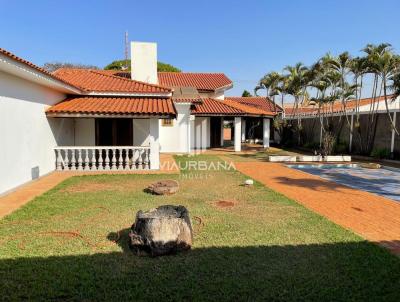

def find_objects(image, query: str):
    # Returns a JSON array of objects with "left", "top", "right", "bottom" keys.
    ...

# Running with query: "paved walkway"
[
  {"left": 235, "top": 161, "right": 400, "bottom": 255},
  {"left": 0, "top": 154, "right": 178, "bottom": 219}
]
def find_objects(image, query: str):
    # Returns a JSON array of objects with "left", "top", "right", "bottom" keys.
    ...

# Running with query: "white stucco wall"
[
  {"left": 133, "top": 119, "right": 151, "bottom": 146},
  {"left": 74, "top": 118, "right": 95, "bottom": 146},
  {"left": 48, "top": 118, "right": 74, "bottom": 146},
  {"left": 159, "top": 103, "right": 191, "bottom": 153},
  {"left": 199, "top": 91, "right": 224, "bottom": 100},
  {"left": 0, "top": 71, "right": 69, "bottom": 194},
  {"left": 131, "top": 42, "right": 158, "bottom": 84},
  {"left": 193, "top": 116, "right": 210, "bottom": 150}
]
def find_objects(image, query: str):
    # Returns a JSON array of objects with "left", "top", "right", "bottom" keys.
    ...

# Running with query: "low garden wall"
[{"left": 283, "top": 112, "right": 400, "bottom": 159}]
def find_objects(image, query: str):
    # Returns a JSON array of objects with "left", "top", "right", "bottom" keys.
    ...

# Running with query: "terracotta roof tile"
[
  {"left": 191, "top": 98, "right": 273, "bottom": 116},
  {"left": 284, "top": 95, "right": 391, "bottom": 116},
  {"left": 191, "top": 98, "right": 242, "bottom": 115},
  {"left": 223, "top": 99, "right": 275, "bottom": 115},
  {"left": 226, "top": 97, "right": 282, "bottom": 113},
  {"left": 158, "top": 72, "right": 232, "bottom": 91},
  {"left": 46, "top": 97, "right": 176, "bottom": 117},
  {"left": 0, "top": 48, "right": 82, "bottom": 91},
  {"left": 53, "top": 68, "right": 171, "bottom": 93},
  {"left": 85, "top": 71, "right": 233, "bottom": 92}
]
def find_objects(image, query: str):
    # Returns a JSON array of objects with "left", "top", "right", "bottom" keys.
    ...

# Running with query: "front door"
[
  {"left": 210, "top": 117, "right": 222, "bottom": 148},
  {"left": 95, "top": 118, "right": 133, "bottom": 146}
]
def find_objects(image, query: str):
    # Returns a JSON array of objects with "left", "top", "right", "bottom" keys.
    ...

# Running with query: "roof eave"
[
  {"left": 0, "top": 53, "right": 82, "bottom": 94},
  {"left": 84, "top": 91, "right": 172, "bottom": 97},
  {"left": 46, "top": 112, "right": 176, "bottom": 119}
]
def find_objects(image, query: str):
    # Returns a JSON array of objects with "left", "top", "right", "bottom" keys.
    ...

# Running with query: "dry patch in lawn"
[{"left": 212, "top": 200, "right": 237, "bottom": 209}]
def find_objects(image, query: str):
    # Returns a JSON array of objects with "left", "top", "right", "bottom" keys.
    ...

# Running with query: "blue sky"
[{"left": 1, "top": 0, "right": 400, "bottom": 96}]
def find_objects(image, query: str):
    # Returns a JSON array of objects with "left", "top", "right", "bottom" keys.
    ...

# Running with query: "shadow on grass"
[{"left": 1, "top": 233, "right": 399, "bottom": 301}]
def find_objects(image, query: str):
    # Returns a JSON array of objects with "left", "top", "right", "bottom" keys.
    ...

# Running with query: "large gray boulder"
[{"left": 129, "top": 205, "right": 193, "bottom": 256}]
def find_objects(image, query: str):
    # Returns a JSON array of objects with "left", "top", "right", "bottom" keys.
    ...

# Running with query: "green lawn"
[
  {"left": 221, "top": 147, "right": 299, "bottom": 162},
  {"left": 0, "top": 155, "right": 399, "bottom": 301}
]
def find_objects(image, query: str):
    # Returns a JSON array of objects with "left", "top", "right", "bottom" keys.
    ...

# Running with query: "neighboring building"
[
  {"left": 0, "top": 42, "right": 281, "bottom": 195},
  {"left": 283, "top": 96, "right": 400, "bottom": 154}
]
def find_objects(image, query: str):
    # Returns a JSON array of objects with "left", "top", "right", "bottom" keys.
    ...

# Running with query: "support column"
[
  {"left": 187, "top": 114, "right": 191, "bottom": 153},
  {"left": 195, "top": 119, "right": 201, "bottom": 150},
  {"left": 149, "top": 118, "right": 160, "bottom": 170},
  {"left": 391, "top": 111, "right": 397, "bottom": 154},
  {"left": 234, "top": 117, "right": 242, "bottom": 152},
  {"left": 201, "top": 117, "right": 208, "bottom": 151},
  {"left": 263, "top": 118, "right": 270, "bottom": 148},
  {"left": 190, "top": 115, "right": 195, "bottom": 152},
  {"left": 241, "top": 118, "right": 246, "bottom": 142},
  {"left": 220, "top": 117, "right": 224, "bottom": 147},
  {"left": 349, "top": 113, "right": 354, "bottom": 153}
]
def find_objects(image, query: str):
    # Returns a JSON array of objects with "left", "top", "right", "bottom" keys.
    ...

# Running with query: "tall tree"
[
  {"left": 241, "top": 90, "right": 252, "bottom": 97},
  {"left": 104, "top": 59, "right": 181, "bottom": 72},
  {"left": 43, "top": 62, "right": 99, "bottom": 72},
  {"left": 283, "top": 63, "right": 310, "bottom": 145}
]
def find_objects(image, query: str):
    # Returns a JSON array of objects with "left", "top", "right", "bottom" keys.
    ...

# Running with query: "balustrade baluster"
[
  {"left": 56, "top": 149, "right": 62, "bottom": 170},
  {"left": 118, "top": 148, "right": 123, "bottom": 170},
  {"left": 130, "top": 149, "right": 136, "bottom": 170},
  {"left": 138, "top": 149, "right": 143, "bottom": 170},
  {"left": 84, "top": 149, "right": 89, "bottom": 171},
  {"left": 64, "top": 150, "right": 70, "bottom": 170},
  {"left": 111, "top": 149, "right": 117, "bottom": 170},
  {"left": 98, "top": 149, "right": 104, "bottom": 170},
  {"left": 104, "top": 149, "right": 110, "bottom": 170},
  {"left": 125, "top": 148, "right": 131, "bottom": 170},
  {"left": 77, "top": 149, "right": 83, "bottom": 171},
  {"left": 70, "top": 149, "right": 76, "bottom": 170},
  {"left": 90, "top": 149, "right": 97, "bottom": 170},
  {"left": 144, "top": 149, "right": 149, "bottom": 169}
]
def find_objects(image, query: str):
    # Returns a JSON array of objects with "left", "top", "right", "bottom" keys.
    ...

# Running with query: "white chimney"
[{"left": 131, "top": 41, "right": 158, "bottom": 84}]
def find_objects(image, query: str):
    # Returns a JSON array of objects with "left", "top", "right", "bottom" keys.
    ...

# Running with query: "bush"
[
  {"left": 370, "top": 148, "right": 390, "bottom": 159},
  {"left": 303, "top": 142, "right": 319, "bottom": 150},
  {"left": 334, "top": 142, "right": 349, "bottom": 154}
]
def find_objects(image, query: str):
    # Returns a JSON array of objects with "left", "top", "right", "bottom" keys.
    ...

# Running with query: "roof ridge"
[
  {"left": 88, "top": 70, "right": 172, "bottom": 91},
  {"left": 225, "top": 97, "right": 281, "bottom": 113},
  {"left": 223, "top": 99, "right": 271, "bottom": 115},
  {"left": 158, "top": 71, "right": 227, "bottom": 75},
  {"left": 213, "top": 98, "right": 245, "bottom": 113}
]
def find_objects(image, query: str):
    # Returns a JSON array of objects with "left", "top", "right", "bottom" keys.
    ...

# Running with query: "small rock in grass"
[
  {"left": 147, "top": 180, "right": 179, "bottom": 195},
  {"left": 244, "top": 179, "right": 254, "bottom": 186}
]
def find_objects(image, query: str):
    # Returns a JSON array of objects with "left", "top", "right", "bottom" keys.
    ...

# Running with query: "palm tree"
[
  {"left": 255, "top": 72, "right": 287, "bottom": 140},
  {"left": 349, "top": 56, "right": 368, "bottom": 126},
  {"left": 389, "top": 71, "right": 400, "bottom": 100},
  {"left": 369, "top": 45, "right": 399, "bottom": 135},
  {"left": 362, "top": 43, "right": 398, "bottom": 152},
  {"left": 255, "top": 72, "right": 282, "bottom": 111},
  {"left": 283, "top": 63, "right": 310, "bottom": 145}
]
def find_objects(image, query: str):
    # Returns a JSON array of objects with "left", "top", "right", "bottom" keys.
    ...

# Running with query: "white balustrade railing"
[{"left": 54, "top": 146, "right": 151, "bottom": 171}]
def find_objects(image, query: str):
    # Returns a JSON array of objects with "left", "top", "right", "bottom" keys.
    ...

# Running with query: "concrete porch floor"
[{"left": 197, "top": 143, "right": 269, "bottom": 154}]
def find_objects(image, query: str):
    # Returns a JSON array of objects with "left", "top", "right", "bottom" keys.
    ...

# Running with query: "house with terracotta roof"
[{"left": 0, "top": 41, "right": 280, "bottom": 194}]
